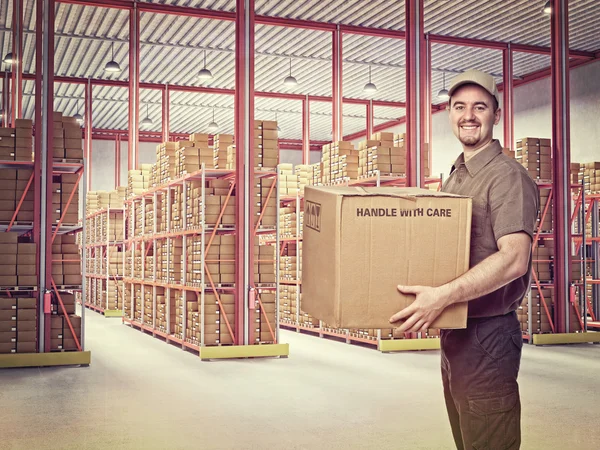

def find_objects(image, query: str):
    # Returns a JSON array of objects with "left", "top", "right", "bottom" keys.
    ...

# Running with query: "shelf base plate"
[
  {"left": 199, "top": 343, "right": 289, "bottom": 360},
  {"left": 0, "top": 351, "right": 91, "bottom": 368},
  {"left": 532, "top": 332, "right": 600, "bottom": 345},
  {"left": 103, "top": 310, "right": 123, "bottom": 318},
  {"left": 378, "top": 338, "right": 440, "bottom": 352}
]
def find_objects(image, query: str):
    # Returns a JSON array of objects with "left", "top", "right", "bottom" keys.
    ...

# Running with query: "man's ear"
[{"left": 494, "top": 107, "right": 502, "bottom": 125}]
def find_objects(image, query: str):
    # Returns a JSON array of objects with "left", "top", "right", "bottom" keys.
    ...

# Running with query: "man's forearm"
[{"left": 438, "top": 250, "right": 526, "bottom": 306}]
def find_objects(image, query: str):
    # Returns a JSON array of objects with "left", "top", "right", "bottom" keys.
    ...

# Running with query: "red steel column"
[
  {"left": 302, "top": 95, "right": 310, "bottom": 164},
  {"left": 366, "top": 100, "right": 373, "bottom": 139},
  {"left": 405, "top": 0, "right": 426, "bottom": 187},
  {"left": 332, "top": 26, "right": 343, "bottom": 142},
  {"left": 85, "top": 79, "right": 93, "bottom": 190},
  {"left": 115, "top": 133, "right": 121, "bottom": 187},
  {"left": 36, "top": 0, "right": 55, "bottom": 353},
  {"left": 234, "top": 0, "right": 255, "bottom": 345},
  {"left": 551, "top": 0, "right": 572, "bottom": 333},
  {"left": 128, "top": 4, "right": 140, "bottom": 170},
  {"left": 424, "top": 34, "right": 432, "bottom": 172},
  {"left": 503, "top": 44, "right": 514, "bottom": 151},
  {"left": 11, "top": 0, "right": 23, "bottom": 124},
  {"left": 162, "top": 84, "right": 170, "bottom": 142}
]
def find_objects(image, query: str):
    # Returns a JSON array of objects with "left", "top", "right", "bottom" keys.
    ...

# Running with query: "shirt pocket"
[{"left": 471, "top": 201, "right": 488, "bottom": 238}]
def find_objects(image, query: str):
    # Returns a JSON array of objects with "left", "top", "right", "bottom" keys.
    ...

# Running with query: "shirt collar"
[{"left": 450, "top": 139, "right": 502, "bottom": 177}]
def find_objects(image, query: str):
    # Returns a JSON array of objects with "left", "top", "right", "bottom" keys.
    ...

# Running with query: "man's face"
[{"left": 448, "top": 84, "right": 501, "bottom": 150}]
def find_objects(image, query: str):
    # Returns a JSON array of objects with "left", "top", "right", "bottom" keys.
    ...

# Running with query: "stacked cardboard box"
[
  {"left": 582, "top": 162, "right": 600, "bottom": 193},
  {"left": 205, "top": 179, "right": 236, "bottom": 227},
  {"left": 0, "top": 296, "right": 37, "bottom": 354},
  {"left": 253, "top": 177, "right": 277, "bottom": 228},
  {"left": 358, "top": 133, "right": 406, "bottom": 177},
  {"left": 184, "top": 180, "right": 203, "bottom": 228},
  {"left": 156, "top": 142, "right": 178, "bottom": 185},
  {"left": 155, "top": 286, "right": 168, "bottom": 332},
  {"left": 51, "top": 173, "right": 80, "bottom": 226},
  {"left": 254, "top": 121, "right": 279, "bottom": 169},
  {"left": 168, "top": 239, "right": 183, "bottom": 284},
  {"left": 533, "top": 238, "right": 554, "bottom": 283},
  {"left": 200, "top": 235, "right": 235, "bottom": 286},
  {"left": 51, "top": 292, "right": 76, "bottom": 317},
  {"left": 294, "top": 165, "right": 314, "bottom": 195},
  {"left": 127, "top": 166, "right": 151, "bottom": 198},
  {"left": 538, "top": 189, "right": 553, "bottom": 232},
  {"left": 52, "top": 234, "right": 82, "bottom": 287},
  {"left": 516, "top": 137, "right": 552, "bottom": 181},
  {"left": 143, "top": 285, "right": 153, "bottom": 326},
  {"left": 0, "top": 169, "right": 34, "bottom": 223},
  {"left": 144, "top": 200, "right": 155, "bottom": 235},
  {"left": 0, "top": 120, "right": 33, "bottom": 162},
  {"left": 105, "top": 212, "right": 125, "bottom": 242},
  {"left": 52, "top": 113, "right": 84, "bottom": 162},
  {"left": 144, "top": 250, "right": 154, "bottom": 281},
  {"left": 176, "top": 136, "right": 216, "bottom": 176},
  {"left": 155, "top": 241, "right": 167, "bottom": 282},
  {"left": 105, "top": 279, "right": 125, "bottom": 312},
  {"left": 570, "top": 163, "right": 582, "bottom": 188},
  {"left": 203, "top": 293, "right": 235, "bottom": 345},
  {"left": 150, "top": 163, "right": 159, "bottom": 188},
  {"left": 50, "top": 314, "right": 82, "bottom": 351},
  {"left": 0, "top": 233, "right": 36, "bottom": 288},
  {"left": 226, "top": 145, "right": 236, "bottom": 170},
  {"left": 171, "top": 186, "right": 183, "bottom": 230},
  {"left": 280, "top": 241, "right": 301, "bottom": 281},
  {"left": 254, "top": 238, "right": 276, "bottom": 285},
  {"left": 214, "top": 134, "right": 234, "bottom": 169},
  {"left": 279, "top": 285, "right": 297, "bottom": 323},
  {"left": 134, "top": 284, "right": 143, "bottom": 322},
  {"left": 175, "top": 290, "right": 195, "bottom": 339},
  {"left": 321, "top": 141, "right": 358, "bottom": 184},
  {"left": 123, "top": 282, "right": 133, "bottom": 319},
  {"left": 252, "top": 290, "right": 276, "bottom": 343},
  {"left": 279, "top": 207, "right": 302, "bottom": 238},
  {"left": 392, "top": 133, "right": 431, "bottom": 177},
  {"left": 278, "top": 164, "right": 298, "bottom": 196}
]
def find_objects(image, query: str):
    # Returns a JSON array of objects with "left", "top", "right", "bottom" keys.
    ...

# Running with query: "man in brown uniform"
[{"left": 389, "top": 69, "right": 539, "bottom": 449}]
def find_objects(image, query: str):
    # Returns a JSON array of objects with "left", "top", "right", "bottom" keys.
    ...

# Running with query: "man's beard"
[{"left": 459, "top": 135, "right": 480, "bottom": 146}]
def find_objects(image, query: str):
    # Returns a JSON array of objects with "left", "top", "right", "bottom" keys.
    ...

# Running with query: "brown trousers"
[{"left": 441, "top": 311, "right": 523, "bottom": 450}]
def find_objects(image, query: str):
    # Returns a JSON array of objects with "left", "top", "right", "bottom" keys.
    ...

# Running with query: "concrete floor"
[{"left": 1, "top": 310, "right": 599, "bottom": 450}]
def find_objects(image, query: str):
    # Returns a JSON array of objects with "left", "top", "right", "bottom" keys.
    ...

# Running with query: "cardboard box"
[{"left": 301, "top": 186, "right": 471, "bottom": 329}]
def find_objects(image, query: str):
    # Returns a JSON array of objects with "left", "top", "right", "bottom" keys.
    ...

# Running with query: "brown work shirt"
[{"left": 442, "top": 139, "right": 539, "bottom": 318}]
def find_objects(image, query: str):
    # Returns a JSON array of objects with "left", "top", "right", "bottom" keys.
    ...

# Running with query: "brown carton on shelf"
[{"left": 301, "top": 186, "right": 471, "bottom": 329}]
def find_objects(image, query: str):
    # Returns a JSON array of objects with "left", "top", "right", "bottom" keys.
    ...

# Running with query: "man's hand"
[{"left": 389, "top": 285, "right": 452, "bottom": 333}]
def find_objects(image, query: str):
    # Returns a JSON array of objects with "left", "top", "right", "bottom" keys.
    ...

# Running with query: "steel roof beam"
[{"left": 55, "top": 0, "right": 595, "bottom": 59}]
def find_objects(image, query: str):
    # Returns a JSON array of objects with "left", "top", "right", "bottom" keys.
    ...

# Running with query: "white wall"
[
  {"left": 90, "top": 60, "right": 600, "bottom": 190},
  {"left": 355, "top": 60, "right": 600, "bottom": 181}
]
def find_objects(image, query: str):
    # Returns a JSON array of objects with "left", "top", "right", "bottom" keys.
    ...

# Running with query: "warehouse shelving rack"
[
  {"left": 121, "top": 165, "right": 285, "bottom": 360},
  {"left": 524, "top": 181, "right": 600, "bottom": 345},
  {"left": 275, "top": 170, "right": 445, "bottom": 353},
  {"left": 0, "top": 157, "right": 90, "bottom": 367},
  {"left": 84, "top": 207, "right": 125, "bottom": 318}
]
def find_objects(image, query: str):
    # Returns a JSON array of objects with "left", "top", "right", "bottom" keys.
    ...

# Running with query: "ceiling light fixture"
[
  {"left": 73, "top": 99, "right": 84, "bottom": 125},
  {"left": 198, "top": 50, "right": 213, "bottom": 81},
  {"left": 437, "top": 72, "right": 449, "bottom": 100},
  {"left": 207, "top": 107, "right": 219, "bottom": 133},
  {"left": 543, "top": 1, "right": 551, "bottom": 14},
  {"left": 3, "top": 52, "right": 14, "bottom": 64},
  {"left": 141, "top": 103, "right": 153, "bottom": 126},
  {"left": 283, "top": 57, "right": 298, "bottom": 87},
  {"left": 363, "top": 65, "right": 378, "bottom": 94},
  {"left": 104, "top": 42, "right": 121, "bottom": 73}
]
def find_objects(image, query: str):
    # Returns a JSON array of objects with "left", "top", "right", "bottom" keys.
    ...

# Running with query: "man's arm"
[{"left": 388, "top": 232, "right": 531, "bottom": 333}]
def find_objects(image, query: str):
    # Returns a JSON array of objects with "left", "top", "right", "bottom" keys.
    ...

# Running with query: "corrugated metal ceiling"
[{"left": 0, "top": 0, "right": 599, "bottom": 141}]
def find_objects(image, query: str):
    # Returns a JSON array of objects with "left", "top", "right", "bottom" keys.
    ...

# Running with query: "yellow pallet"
[{"left": 378, "top": 337, "right": 441, "bottom": 352}]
